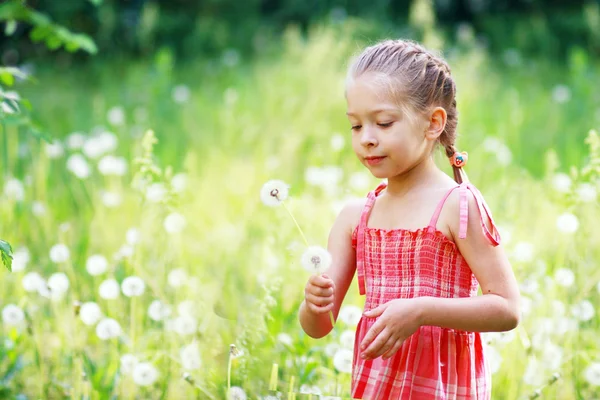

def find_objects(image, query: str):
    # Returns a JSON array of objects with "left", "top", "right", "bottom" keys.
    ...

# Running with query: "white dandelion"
[
  {"left": 229, "top": 386, "right": 247, "bottom": 400},
  {"left": 32, "top": 201, "right": 46, "bottom": 216},
  {"left": 11, "top": 247, "right": 30, "bottom": 273},
  {"left": 48, "top": 272, "right": 70, "bottom": 299},
  {"left": 571, "top": 300, "right": 594, "bottom": 321},
  {"left": 330, "top": 133, "right": 345, "bottom": 151},
  {"left": 299, "top": 385, "right": 322, "bottom": 395},
  {"left": 96, "top": 318, "right": 122, "bottom": 340},
  {"left": 552, "top": 84, "right": 571, "bottom": 104},
  {"left": 120, "top": 354, "right": 139, "bottom": 375},
  {"left": 339, "top": 329, "right": 355, "bottom": 349},
  {"left": 300, "top": 246, "right": 332, "bottom": 274},
  {"left": 554, "top": 268, "right": 575, "bottom": 287},
  {"left": 338, "top": 305, "right": 363, "bottom": 326},
  {"left": 584, "top": 362, "right": 600, "bottom": 386},
  {"left": 512, "top": 242, "right": 534, "bottom": 263},
  {"left": 2, "top": 304, "right": 25, "bottom": 326},
  {"left": 126, "top": 228, "right": 141, "bottom": 245},
  {"left": 180, "top": 342, "right": 202, "bottom": 370},
  {"left": 146, "top": 183, "right": 167, "bottom": 203},
  {"left": 66, "top": 154, "right": 91, "bottom": 179},
  {"left": 484, "top": 345, "right": 503, "bottom": 374},
  {"left": 177, "top": 300, "right": 196, "bottom": 317},
  {"left": 276, "top": 333, "right": 293, "bottom": 347},
  {"left": 551, "top": 173, "right": 572, "bottom": 193},
  {"left": 260, "top": 180, "right": 290, "bottom": 207},
  {"left": 173, "top": 315, "right": 197, "bottom": 336},
  {"left": 107, "top": 106, "right": 126, "bottom": 126},
  {"left": 168, "top": 268, "right": 188, "bottom": 288},
  {"left": 45, "top": 141, "right": 64, "bottom": 159},
  {"left": 121, "top": 276, "right": 145, "bottom": 297},
  {"left": 86, "top": 254, "right": 108, "bottom": 276},
  {"left": 172, "top": 85, "right": 191, "bottom": 104},
  {"left": 66, "top": 132, "right": 86, "bottom": 149},
  {"left": 324, "top": 343, "right": 341, "bottom": 358},
  {"left": 3, "top": 177, "right": 25, "bottom": 201},
  {"left": 333, "top": 348, "right": 353, "bottom": 374},
  {"left": 148, "top": 300, "right": 172, "bottom": 321},
  {"left": 576, "top": 183, "right": 597, "bottom": 202},
  {"left": 132, "top": 362, "right": 159, "bottom": 386},
  {"left": 22, "top": 272, "right": 45, "bottom": 292},
  {"left": 49, "top": 244, "right": 70, "bottom": 263},
  {"left": 164, "top": 212, "right": 186, "bottom": 234},
  {"left": 98, "top": 155, "right": 127, "bottom": 176},
  {"left": 171, "top": 173, "right": 187, "bottom": 193},
  {"left": 556, "top": 213, "right": 579, "bottom": 234},
  {"left": 99, "top": 278, "right": 121, "bottom": 300},
  {"left": 79, "top": 302, "right": 103, "bottom": 326}
]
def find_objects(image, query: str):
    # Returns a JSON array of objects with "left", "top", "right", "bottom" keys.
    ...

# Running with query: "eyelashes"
[{"left": 350, "top": 122, "right": 394, "bottom": 131}]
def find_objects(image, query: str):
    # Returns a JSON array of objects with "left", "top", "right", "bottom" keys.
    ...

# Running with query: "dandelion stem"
[
  {"left": 130, "top": 297, "right": 135, "bottom": 350},
  {"left": 227, "top": 351, "right": 232, "bottom": 399},
  {"left": 281, "top": 201, "right": 310, "bottom": 248}
]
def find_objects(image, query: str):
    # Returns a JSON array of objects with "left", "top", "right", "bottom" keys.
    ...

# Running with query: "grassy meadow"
[{"left": 1, "top": 22, "right": 600, "bottom": 399}]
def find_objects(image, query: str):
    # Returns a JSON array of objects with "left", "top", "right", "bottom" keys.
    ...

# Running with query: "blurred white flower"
[
  {"left": 114, "top": 244, "right": 134, "bottom": 261},
  {"left": 180, "top": 342, "right": 202, "bottom": 370},
  {"left": 107, "top": 106, "right": 125, "bottom": 126},
  {"left": 260, "top": 180, "right": 290, "bottom": 207},
  {"left": 11, "top": 247, "right": 30, "bottom": 273},
  {"left": 523, "top": 357, "right": 544, "bottom": 386},
  {"left": 99, "top": 278, "right": 121, "bottom": 299},
  {"left": 224, "top": 87, "right": 239, "bottom": 106},
  {"left": 584, "top": 362, "right": 600, "bottom": 386},
  {"left": 576, "top": 183, "right": 597, "bottom": 203},
  {"left": 305, "top": 166, "right": 343, "bottom": 191},
  {"left": 32, "top": 201, "right": 46, "bottom": 216},
  {"left": 556, "top": 213, "right": 579, "bottom": 234},
  {"left": 177, "top": 300, "right": 196, "bottom": 317},
  {"left": 330, "top": 133, "right": 345, "bottom": 152},
  {"left": 174, "top": 315, "right": 197, "bottom": 336},
  {"left": 86, "top": 254, "right": 108, "bottom": 276},
  {"left": 168, "top": 268, "right": 187, "bottom": 288},
  {"left": 171, "top": 173, "right": 187, "bottom": 193},
  {"left": 49, "top": 244, "right": 70, "bottom": 263},
  {"left": 83, "top": 132, "right": 118, "bottom": 159},
  {"left": 126, "top": 228, "right": 141, "bottom": 245},
  {"left": 338, "top": 305, "right": 363, "bottom": 326},
  {"left": 554, "top": 317, "right": 578, "bottom": 335},
  {"left": 299, "top": 385, "right": 322, "bottom": 395},
  {"left": 512, "top": 242, "right": 534, "bottom": 263},
  {"left": 277, "top": 333, "right": 293, "bottom": 347},
  {"left": 496, "top": 145, "right": 513, "bottom": 166},
  {"left": 2, "top": 304, "right": 25, "bottom": 326},
  {"left": 554, "top": 268, "right": 575, "bottom": 287},
  {"left": 551, "top": 173, "right": 572, "bottom": 193},
  {"left": 66, "top": 132, "right": 86, "bottom": 149},
  {"left": 301, "top": 246, "right": 332, "bottom": 274},
  {"left": 132, "top": 362, "right": 159, "bottom": 386},
  {"left": 172, "top": 85, "right": 191, "bottom": 104},
  {"left": 496, "top": 225, "right": 512, "bottom": 245},
  {"left": 265, "top": 156, "right": 280, "bottom": 171},
  {"left": 222, "top": 49, "right": 240, "bottom": 67},
  {"left": 520, "top": 296, "right": 533, "bottom": 317},
  {"left": 333, "top": 348, "right": 353, "bottom": 374},
  {"left": 22, "top": 272, "right": 44, "bottom": 292},
  {"left": 121, "top": 276, "right": 145, "bottom": 297},
  {"left": 552, "top": 84, "right": 571, "bottom": 104},
  {"left": 66, "top": 154, "right": 91, "bottom": 179},
  {"left": 4, "top": 178, "right": 25, "bottom": 201},
  {"left": 148, "top": 300, "right": 172, "bottom": 321},
  {"left": 146, "top": 183, "right": 167, "bottom": 203},
  {"left": 571, "top": 300, "right": 594, "bottom": 321},
  {"left": 96, "top": 318, "right": 122, "bottom": 340},
  {"left": 502, "top": 48, "right": 522, "bottom": 66},
  {"left": 48, "top": 272, "right": 70, "bottom": 299},
  {"left": 339, "top": 329, "right": 355, "bottom": 349},
  {"left": 101, "top": 191, "right": 122, "bottom": 208},
  {"left": 324, "top": 343, "right": 340, "bottom": 358},
  {"left": 551, "top": 300, "right": 566, "bottom": 316},
  {"left": 80, "top": 302, "right": 103, "bottom": 326},
  {"left": 229, "top": 386, "right": 247, "bottom": 400},
  {"left": 45, "top": 141, "right": 64, "bottom": 159},
  {"left": 37, "top": 280, "right": 51, "bottom": 298},
  {"left": 120, "top": 354, "right": 139, "bottom": 375},
  {"left": 519, "top": 278, "right": 539, "bottom": 294},
  {"left": 98, "top": 155, "right": 127, "bottom": 176},
  {"left": 484, "top": 345, "right": 502, "bottom": 374},
  {"left": 164, "top": 212, "right": 186, "bottom": 234},
  {"left": 349, "top": 172, "right": 371, "bottom": 192}
]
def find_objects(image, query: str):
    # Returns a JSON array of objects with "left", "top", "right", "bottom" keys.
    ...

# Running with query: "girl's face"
[{"left": 345, "top": 74, "right": 432, "bottom": 179}]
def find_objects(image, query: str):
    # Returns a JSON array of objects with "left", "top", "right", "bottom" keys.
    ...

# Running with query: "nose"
[{"left": 359, "top": 126, "right": 378, "bottom": 147}]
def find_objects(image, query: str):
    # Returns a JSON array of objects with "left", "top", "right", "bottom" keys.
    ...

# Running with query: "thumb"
[{"left": 363, "top": 303, "right": 387, "bottom": 318}]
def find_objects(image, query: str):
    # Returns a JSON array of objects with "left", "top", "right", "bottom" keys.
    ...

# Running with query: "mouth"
[{"left": 364, "top": 156, "right": 386, "bottom": 166}]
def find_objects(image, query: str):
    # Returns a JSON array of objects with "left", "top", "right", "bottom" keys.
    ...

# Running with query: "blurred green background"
[{"left": 1, "top": 0, "right": 600, "bottom": 399}]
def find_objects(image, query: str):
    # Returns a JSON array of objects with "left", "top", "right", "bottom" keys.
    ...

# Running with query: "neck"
[{"left": 384, "top": 156, "right": 444, "bottom": 197}]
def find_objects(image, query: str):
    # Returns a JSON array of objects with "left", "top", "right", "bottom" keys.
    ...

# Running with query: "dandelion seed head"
[
  {"left": 2, "top": 304, "right": 25, "bottom": 326},
  {"left": 66, "top": 154, "right": 91, "bottom": 179},
  {"left": 180, "top": 342, "right": 202, "bottom": 370},
  {"left": 132, "top": 362, "right": 159, "bottom": 386},
  {"left": 164, "top": 212, "right": 186, "bottom": 234},
  {"left": 121, "top": 276, "right": 145, "bottom": 297},
  {"left": 11, "top": 247, "right": 30, "bottom": 273},
  {"left": 301, "top": 246, "right": 332, "bottom": 274},
  {"left": 556, "top": 213, "right": 579, "bottom": 234},
  {"left": 120, "top": 354, "right": 139, "bottom": 375},
  {"left": 79, "top": 302, "right": 103, "bottom": 326},
  {"left": 99, "top": 279, "right": 121, "bottom": 300},
  {"left": 96, "top": 318, "right": 122, "bottom": 340},
  {"left": 86, "top": 254, "right": 108, "bottom": 276},
  {"left": 333, "top": 348, "right": 353, "bottom": 374},
  {"left": 260, "top": 180, "right": 289, "bottom": 207}
]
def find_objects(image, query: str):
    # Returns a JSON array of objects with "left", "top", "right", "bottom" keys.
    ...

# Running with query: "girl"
[{"left": 298, "top": 39, "right": 520, "bottom": 399}]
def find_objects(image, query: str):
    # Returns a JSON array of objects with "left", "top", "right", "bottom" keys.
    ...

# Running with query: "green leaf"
[
  {"left": 88, "top": 0, "right": 103, "bottom": 5},
  {"left": 45, "top": 35, "right": 62, "bottom": 50},
  {"left": 0, "top": 239, "right": 13, "bottom": 272},
  {"left": 0, "top": 71, "right": 14, "bottom": 86},
  {"left": 30, "top": 25, "right": 50, "bottom": 42},
  {"left": 4, "top": 19, "right": 17, "bottom": 36}
]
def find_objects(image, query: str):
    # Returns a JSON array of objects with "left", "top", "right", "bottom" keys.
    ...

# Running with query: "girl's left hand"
[{"left": 359, "top": 298, "right": 422, "bottom": 360}]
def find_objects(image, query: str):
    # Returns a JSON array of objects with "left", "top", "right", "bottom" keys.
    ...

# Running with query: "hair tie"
[{"left": 449, "top": 151, "right": 468, "bottom": 168}]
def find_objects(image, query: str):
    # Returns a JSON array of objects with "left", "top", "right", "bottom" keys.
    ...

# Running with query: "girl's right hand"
[{"left": 304, "top": 274, "right": 336, "bottom": 314}]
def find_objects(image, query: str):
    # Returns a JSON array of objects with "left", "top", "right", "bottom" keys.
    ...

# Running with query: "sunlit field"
[{"left": 2, "top": 23, "right": 600, "bottom": 399}]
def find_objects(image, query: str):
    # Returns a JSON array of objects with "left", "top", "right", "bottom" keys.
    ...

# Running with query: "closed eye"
[
  {"left": 351, "top": 125, "right": 362, "bottom": 131},
  {"left": 378, "top": 122, "right": 393, "bottom": 128}
]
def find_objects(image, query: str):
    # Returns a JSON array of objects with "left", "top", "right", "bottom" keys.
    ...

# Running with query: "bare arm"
[
  {"left": 418, "top": 189, "right": 520, "bottom": 332},
  {"left": 298, "top": 200, "right": 362, "bottom": 338}
]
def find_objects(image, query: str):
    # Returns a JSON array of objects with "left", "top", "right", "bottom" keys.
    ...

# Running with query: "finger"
[
  {"left": 305, "top": 293, "right": 334, "bottom": 307},
  {"left": 371, "top": 335, "right": 397, "bottom": 359},
  {"left": 311, "top": 285, "right": 334, "bottom": 297},
  {"left": 363, "top": 303, "right": 387, "bottom": 318},
  {"left": 307, "top": 300, "right": 334, "bottom": 315},
  {"left": 309, "top": 274, "right": 334, "bottom": 289},
  {"left": 360, "top": 321, "right": 385, "bottom": 351},
  {"left": 361, "top": 328, "right": 389, "bottom": 359},
  {"left": 382, "top": 339, "right": 404, "bottom": 360}
]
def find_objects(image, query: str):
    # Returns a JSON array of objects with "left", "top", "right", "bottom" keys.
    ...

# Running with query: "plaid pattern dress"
[{"left": 350, "top": 181, "right": 501, "bottom": 399}]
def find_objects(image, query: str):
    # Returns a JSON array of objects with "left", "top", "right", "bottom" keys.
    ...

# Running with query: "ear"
[{"left": 424, "top": 107, "right": 447, "bottom": 141}]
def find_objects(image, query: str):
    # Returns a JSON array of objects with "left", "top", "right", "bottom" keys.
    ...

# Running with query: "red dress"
[{"left": 350, "top": 181, "right": 501, "bottom": 399}]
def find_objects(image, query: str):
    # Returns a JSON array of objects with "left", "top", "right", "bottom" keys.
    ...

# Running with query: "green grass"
[{"left": 1, "top": 21, "right": 600, "bottom": 399}]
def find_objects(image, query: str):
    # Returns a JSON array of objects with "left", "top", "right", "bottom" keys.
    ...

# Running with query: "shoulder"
[
  {"left": 440, "top": 183, "right": 496, "bottom": 242},
  {"left": 339, "top": 197, "right": 367, "bottom": 234}
]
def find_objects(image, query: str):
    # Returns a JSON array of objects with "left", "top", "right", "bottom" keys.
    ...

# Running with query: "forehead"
[{"left": 345, "top": 74, "right": 401, "bottom": 116}]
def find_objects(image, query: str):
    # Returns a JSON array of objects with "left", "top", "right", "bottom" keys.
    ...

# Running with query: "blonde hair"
[{"left": 347, "top": 39, "right": 467, "bottom": 183}]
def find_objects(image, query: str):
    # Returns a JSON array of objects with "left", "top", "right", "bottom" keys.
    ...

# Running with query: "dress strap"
[
  {"left": 428, "top": 183, "right": 501, "bottom": 246},
  {"left": 355, "top": 182, "right": 387, "bottom": 295}
]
